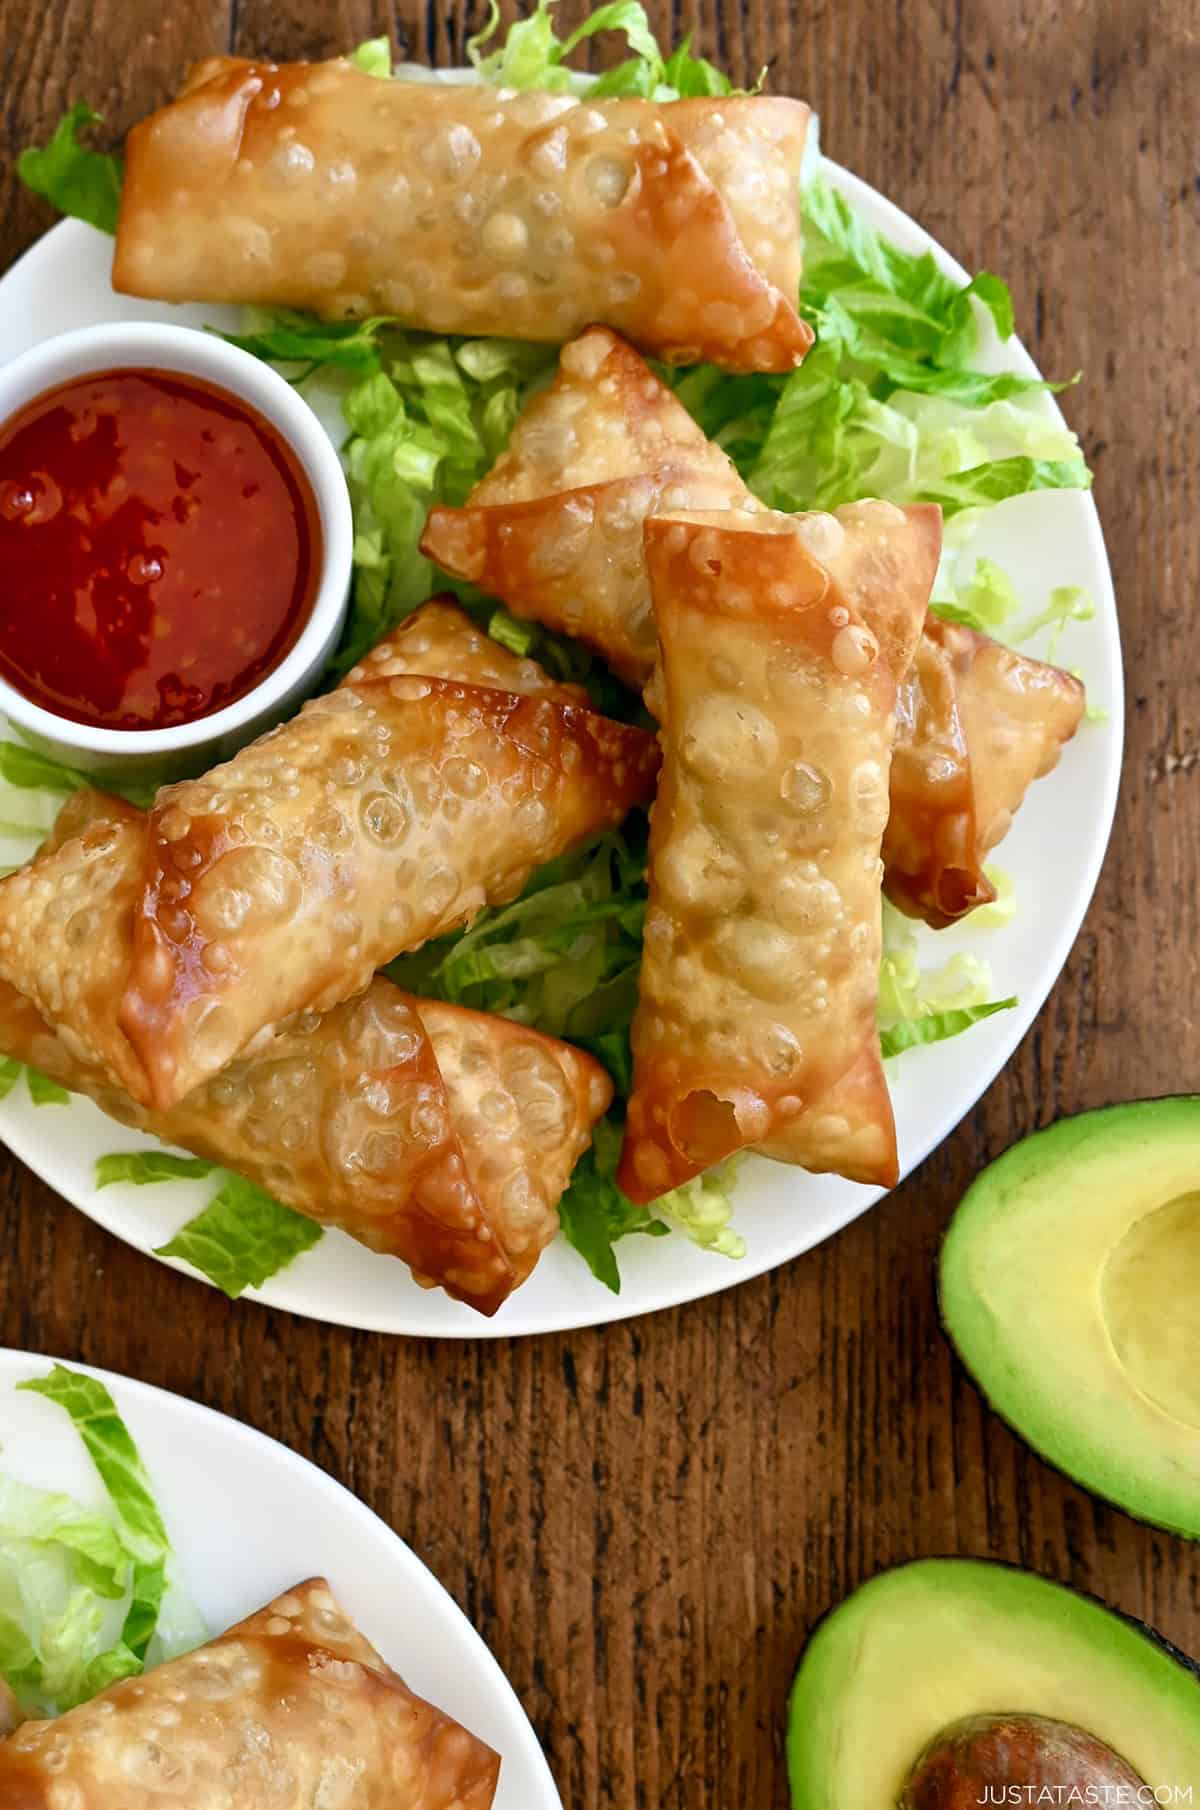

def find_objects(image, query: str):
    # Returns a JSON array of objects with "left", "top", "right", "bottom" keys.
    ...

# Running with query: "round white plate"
[
  {"left": 0, "top": 1347, "right": 560, "bottom": 1807},
  {"left": 0, "top": 164, "right": 1122, "bottom": 1337}
]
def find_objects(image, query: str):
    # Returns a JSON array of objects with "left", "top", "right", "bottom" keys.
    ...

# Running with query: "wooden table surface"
[{"left": 0, "top": 1, "right": 1195, "bottom": 1802}]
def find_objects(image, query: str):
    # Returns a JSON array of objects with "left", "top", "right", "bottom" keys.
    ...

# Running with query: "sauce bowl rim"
[{"left": 0, "top": 320, "right": 354, "bottom": 757}]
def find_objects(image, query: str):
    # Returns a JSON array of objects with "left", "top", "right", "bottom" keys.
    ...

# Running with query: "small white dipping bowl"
[{"left": 0, "top": 321, "right": 353, "bottom": 786}]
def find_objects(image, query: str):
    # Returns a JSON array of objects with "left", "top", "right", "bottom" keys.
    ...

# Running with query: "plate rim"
[
  {"left": 0, "top": 1344, "right": 563, "bottom": 1808},
  {"left": 0, "top": 160, "right": 1124, "bottom": 1337}
]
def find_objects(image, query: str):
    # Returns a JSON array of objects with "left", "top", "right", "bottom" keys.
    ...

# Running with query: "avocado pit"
[{"left": 900, "top": 1713, "right": 1146, "bottom": 1810}]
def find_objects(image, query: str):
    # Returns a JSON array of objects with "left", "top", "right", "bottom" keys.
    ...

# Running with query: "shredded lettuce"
[
  {"left": 1, "top": 1365, "right": 203, "bottom": 1714},
  {"left": 466, "top": 0, "right": 734, "bottom": 101},
  {"left": 155, "top": 1174, "right": 322, "bottom": 1299},
  {"left": 930, "top": 556, "right": 1021, "bottom": 633},
  {"left": 972, "top": 866, "right": 1017, "bottom": 928},
  {"left": 18, "top": 104, "right": 122, "bottom": 235},
  {"left": 557, "top": 1119, "right": 668, "bottom": 1290},
  {"left": 96, "top": 1152, "right": 216, "bottom": 1189},
  {"left": 24, "top": 1068, "right": 70, "bottom": 1107},
  {"left": 1012, "top": 583, "right": 1096, "bottom": 660},
  {"left": 349, "top": 36, "right": 393, "bottom": 78},
  {"left": 880, "top": 998, "right": 1016, "bottom": 1058},
  {"left": 0, "top": 1065, "right": 76, "bottom": 1109},
  {"left": 878, "top": 900, "right": 1016, "bottom": 1056},
  {"left": 653, "top": 1165, "right": 746, "bottom": 1258}
]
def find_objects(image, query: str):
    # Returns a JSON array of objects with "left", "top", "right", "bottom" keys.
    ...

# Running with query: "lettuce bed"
[{"left": 6, "top": 1, "right": 1094, "bottom": 1296}]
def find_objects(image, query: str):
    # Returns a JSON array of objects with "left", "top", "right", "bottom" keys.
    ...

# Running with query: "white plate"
[
  {"left": 0, "top": 165, "right": 1123, "bottom": 1337},
  {"left": 0, "top": 1347, "right": 561, "bottom": 1808}
]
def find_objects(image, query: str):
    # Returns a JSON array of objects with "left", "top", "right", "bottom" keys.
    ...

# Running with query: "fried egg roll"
[
  {"left": 1, "top": 792, "right": 610, "bottom": 1311},
  {"left": 618, "top": 504, "right": 941, "bottom": 1202},
  {"left": 884, "top": 615, "right": 1086, "bottom": 925},
  {"left": 345, "top": 596, "right": 587, "bottom": 704},
  {"left": 0, "top": 646, "right": 656, "bottom": 1110},
  {"left": 0, "top": 1577, "right": 500, "bottom": 1808},
  {"left": 422, "top": 327, "right": 749, "bottom": 684},
  {"left": 425, "top": 328, "right": 1087, "bottom": 924},
  {"left": 114, "top": 57, "right": 812, "bottom": 372}
]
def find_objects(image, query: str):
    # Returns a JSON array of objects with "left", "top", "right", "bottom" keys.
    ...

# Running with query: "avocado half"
[
  {"left": 787, "top": 1558, "right": 1200, "bottom": 1807},
  {"left": 940, "top": 1097, "right": 1200, "bottom": 1537}
]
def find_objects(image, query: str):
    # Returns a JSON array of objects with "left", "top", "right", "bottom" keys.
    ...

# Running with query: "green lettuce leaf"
[
  {"left": 557, "top": 1119, "right": 668, "bottom": 1290},
  {"left": 930, "top": 556, "right": 1021, "bottom": 633},
  {"left": 652, "top": 1164, "right": 745, "bottom": 1258},
  {"left": 221, "top": 309, "right": 390, "bottom": 376},
  {"left": 25, "top": 1068, "right": 70, "bottom": 1107},
  {"left": 1011, "top": 582, "right": 1097, "bottom": 660},
  {"left": 331, "top": 339, "right": 556, "bottom": 673},
  {"left": 18, "top": 103, "right": 122, "bottom": 235},
  {"left": 971, "top": 865, "right": 1017, "bottom": 928},
  {"left": 349, "top": 36, "right": 392, "bottom": 78},
  {"left": 95, "top": 1152, "right": 216, "bottom": 1189},
  {"left": 20, "top": 1368, "right": 169, "bottom": 1562},
  {"left": 0, "top": 1059, "right": 22, "bottom": 1103},
  {"left": 155, "top": 1175, "right": 322, "bottom": 1299},
  {"left": 2, "top": 1365, "right": 201, "bottom": 1713},
  {"left": 880, "top": 997, "right": 1017, "bottom": 1058},
  {"left": 468, "top": 0, "right": 671, "bottom": 97},
  {"left": 0, "top": 741, "right": 86, "bottom": 793}
]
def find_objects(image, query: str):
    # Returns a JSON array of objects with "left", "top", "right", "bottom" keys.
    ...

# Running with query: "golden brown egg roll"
[
  {"left": 421, "top": 326, "right": 750, "bottom": 684},
  {"left": 618, "top": 503, "right": 941, "bottom": 1203},
  {"left": 345, "top": 596, "right": 587, "bottom": 704},
  {"left": 0, "top": 792, "right": 611, "bottom": 1310},
  {"left": 0, "top": 970, "right": 607, "bottom": 1312},
  {"left": 0, "top": 1577, "right": 500, "bottom": 1808},
  {"left": 0, "top": 648, "right": 657, "bottom": 1109},
  {"left": 113, "top": 57, "right": 812, "bottom": 372},
  {"left": 425, "top": 328, "right": 1087, "bottom": 921},
  {"left": 120, "top": 676, "right": 655, "bottom": 1109},
  {"left": 884, "top": 616, "right": 1087, "bottom": 927}
]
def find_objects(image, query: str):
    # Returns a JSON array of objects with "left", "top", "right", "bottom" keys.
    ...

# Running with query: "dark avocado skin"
[{"left": 937, "top": 1097, "right": 1200, "bottom": 1540}]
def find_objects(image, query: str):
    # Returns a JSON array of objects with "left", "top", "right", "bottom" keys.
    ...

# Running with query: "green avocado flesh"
[
  {"left": 940, "top": 1096, "right": 1200, "bottom": 1537},
  {"left": 787, "top": 1559, "right": 1200, "bottom": 1808}
]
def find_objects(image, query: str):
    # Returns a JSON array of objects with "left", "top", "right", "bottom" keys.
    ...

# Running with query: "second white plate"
[{"left": 0, "top": 1348, "right": 561, "bottom": 1808}]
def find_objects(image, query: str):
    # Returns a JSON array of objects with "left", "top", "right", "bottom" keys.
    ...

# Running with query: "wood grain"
[{"left": 0, "top": 1, "right": 1196, "bottom": 1803}]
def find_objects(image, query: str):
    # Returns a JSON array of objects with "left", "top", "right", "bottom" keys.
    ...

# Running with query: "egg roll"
[
  {"left": 0, "top": 1577, "right": 500, "bottom": 1808},
  {"left": 345, "top": 596, "right": 587, "bottom": 704},
  {"left": 113, "top": 56, "right": 812, "bottom": 373},
  {"left": 422, "top": 326, "right": 750, "bottom": 684},
  {"left": 425, "top": 328, "right": 1087, "bottom": 921},
  {"left": 0, "top": 646, "right": 656, "bottom": 1109},
  {"left": 884, "top": 615, "right": 1086, "bottom": 925},
  {"left": 0, "top": 791, "right": 610, "bottom": 1310},
  {"left": 618, "top": 503, "right": 941, "bottom": 1203}
]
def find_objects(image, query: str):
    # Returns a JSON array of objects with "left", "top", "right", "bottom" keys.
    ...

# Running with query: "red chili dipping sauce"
[{"left": 0, "top": 368, "right": 321, "bottom": 731}]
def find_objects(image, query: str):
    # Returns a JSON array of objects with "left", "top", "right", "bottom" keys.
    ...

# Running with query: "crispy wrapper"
[
  {"left": 345, "top": 597, "right": 587, "bottom": 704},
  {"left": 421, "top": 327, "right": 749, "bottom": 684},
  {"left": 0, "top": 652, "right": 655, "bottom": 1110},
  {"left": 0, "top": 1578, "right": 500, "bottom": 1809},
  {"left": 885, "top": 616, "right": 1086, "bottom": 926},
  {"left": 119, "top": 677, "right": 653, "bottom": 1108},
  {"left": 426, "top": 329, "right": 1086, "bottom": 924},
  {"left": 114, "top": 58, "right": 812, "bottom": 372},
  {"left": 0, "top": 794, "right": 611, "bottom": 1312},
  {"left": 618, "top": 503, "right": 941, "bottom": 1203}
]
